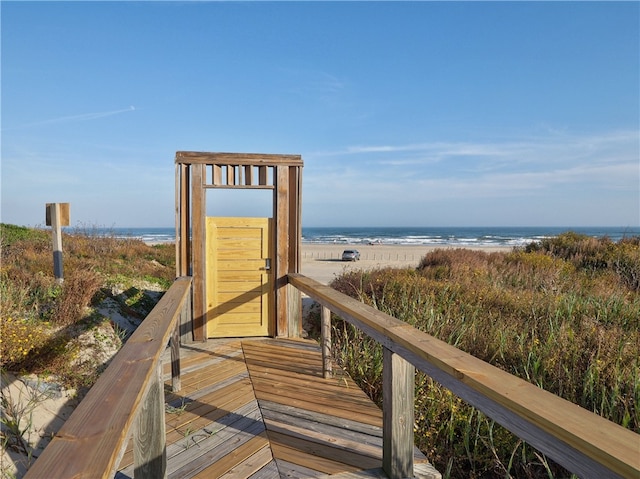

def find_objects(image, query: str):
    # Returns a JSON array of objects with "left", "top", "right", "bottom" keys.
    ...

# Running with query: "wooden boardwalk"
[{"left": 116, "top": 338, "right": 440, "bottom": 479}]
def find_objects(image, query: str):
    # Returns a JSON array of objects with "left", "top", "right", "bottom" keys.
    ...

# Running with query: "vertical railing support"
[
  {"left": 133, "top": 361, "right": 167, "bottom": 479},
  {"left": 287, "top": 283, "right": 302, "bottom": 337},
  {"left": 179, "top": 287, "right": 193, "bottom": 344},
  {"left": 171, "top": 321, "right": 181, "bottom": 393},
  {"left": 321, "top": 305, "right": 332, "bottom": 378},
  {"left": 383, "top": 347, "right": 415, "bottom": 479}
]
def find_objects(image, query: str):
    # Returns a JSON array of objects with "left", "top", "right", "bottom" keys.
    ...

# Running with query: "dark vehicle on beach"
[{"left": 342, "top": 249, "right": 360, "bottom": 261}]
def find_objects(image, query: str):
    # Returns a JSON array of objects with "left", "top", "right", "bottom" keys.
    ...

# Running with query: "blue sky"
[{"left": 2, "top": 1, "right": 638, "bottom": 228}]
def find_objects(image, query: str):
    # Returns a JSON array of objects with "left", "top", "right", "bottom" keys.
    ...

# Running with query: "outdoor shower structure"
[{"left": 174, "top": 151, "right": 304, "bottom": 341}]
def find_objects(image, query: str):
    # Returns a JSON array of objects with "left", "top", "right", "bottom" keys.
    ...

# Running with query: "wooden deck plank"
[
  {"left": 242, "top": 339, "right": 390, "bottom": 475},
  {"left": 168, "top": 407, "right": 266, "bottom": 478},
  {"left": 248, "top": 370, "right": 381, "bottom": 412},
  {"left": 250, "top": 383, "right": 382, "bottom": 428},
  {"left": 264, "top": 417, "right": 381, "bottom": 460},
  {"left": 166, "top": 379, "right": 254, "bottom": 430},
  {"left": 269, "top": 432, "right": 378, "bottom": 475},
  {"left": 247, "top": 459, "right": 280, "bottom": 479},
  {"left": 216, "top": 442, "right": 274, "bottom": 479},
  {"left": 166, "top": 401, "right": 262, "bottom": 461},
  {"left": 274, "top": 459, "right": 329, "bottom": 478},
  {"left": 168, "top": 357, "right": 247, "bottom": 396},
  {"left": 192, "top": 432, "right": 271, "bottom": 479},
  {"left": 116, "top": 337, "right": 439, "bottom": 479},
  {"left": 258, "top": 400, "right": 383, "bottom": 438}
]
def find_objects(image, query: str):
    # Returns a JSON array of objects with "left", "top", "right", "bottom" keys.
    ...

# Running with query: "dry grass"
[
  {"left": 0, "top": 223, "right": 175, "bottom": 389},
  {"left": 329, "top": 232, "right": 639, "bottom": 479}
]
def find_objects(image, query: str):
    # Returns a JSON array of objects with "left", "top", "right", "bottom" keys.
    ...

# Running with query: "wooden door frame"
[{"left": 175, "top": 152, "right": 303, "bottom": 341}]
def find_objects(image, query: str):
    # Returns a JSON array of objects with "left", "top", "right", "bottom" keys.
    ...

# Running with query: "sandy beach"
[{"left": 301, "top": 243, "right": 511, "bottom": 284}]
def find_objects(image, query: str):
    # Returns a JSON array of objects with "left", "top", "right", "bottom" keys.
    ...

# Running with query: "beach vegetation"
[
  {"left": 329, "top": 232, "right": 639, "bottom": 478},
  {"left": 0, "top": 223, "right": 175, "bottom": 390}
]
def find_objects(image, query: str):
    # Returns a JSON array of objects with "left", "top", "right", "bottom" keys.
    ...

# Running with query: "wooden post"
[
  {"left": 382, "top": 347, "right": 415, "bottom": 479},
  {"left": 171, "top": 321, "right": 181, "bottom": 392},
  {"left": 321, "top": 305, "right": 332, "bottom": 378},
  {"left": 179, "top": 287, "right": 193, "bottom": 344},
  {"left": 275, "top": 165, "right": 290, "bottom": 337},
  {"left": 45, "top": 203, "right": 69, "bottom": 284},
  {"left": 133, "top": 361, "right": 167, "bottom": 479},
  {"left": 191, "top": 164, "right": 206, "bottom": 341},
  {"left": 287, "top": 283, "right": 301, "bottom": 338}
]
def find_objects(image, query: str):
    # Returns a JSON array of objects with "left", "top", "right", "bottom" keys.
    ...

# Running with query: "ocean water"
[{"left": 75, "top": 225, "right": 639, "bottom": 248}]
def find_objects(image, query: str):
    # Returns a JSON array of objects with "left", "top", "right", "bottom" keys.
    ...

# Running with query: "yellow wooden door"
[{"left": 206, "top": 217, "right": 273, "bottom": 337}]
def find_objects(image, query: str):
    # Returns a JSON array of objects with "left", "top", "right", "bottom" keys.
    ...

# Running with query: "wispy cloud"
[
  {"left": 5, "top": 106, "right": 137, "bottom": 130},
  {"left": 305, "top": 129, "right": 640, "bottom": 203},
  {"left": 315, "top": 129, "right": 639, "bottom": 171}
]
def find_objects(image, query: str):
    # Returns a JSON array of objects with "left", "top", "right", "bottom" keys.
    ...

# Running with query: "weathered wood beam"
[
  {"left": 176, "top": 151, "right": 303, "bottom": 167},
  {"left": 275, "top": 165, "right": 289, "bottom": 337},
  {"left": 382, "top": 347, "right": 414, "bottom": 479},
  {"left": 191, "top": 164, "right": 206, "bottom": 341},
  {"left": 321, "top": 305, "right": 332, "bottom": 378},
  {"left": 133, "top": 361, "right": 166, "bottom": 479}
]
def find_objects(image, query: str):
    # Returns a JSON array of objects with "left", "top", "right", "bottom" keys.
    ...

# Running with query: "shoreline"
[{"left": 301, "top": 243, "right": 511, "bottom": 284}]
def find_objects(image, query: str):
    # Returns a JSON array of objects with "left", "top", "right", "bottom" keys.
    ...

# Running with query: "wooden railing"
[
  {"left": 24, "top": 276, "right": 193, "bottom": 479},
  {"left": 287, "top": 273, "right": 640, "bottom": 479}
]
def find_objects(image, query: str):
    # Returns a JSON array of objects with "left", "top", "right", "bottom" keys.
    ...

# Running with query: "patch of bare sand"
[{"left": 301, "top": 243, "right": 510, "bottom": 284}]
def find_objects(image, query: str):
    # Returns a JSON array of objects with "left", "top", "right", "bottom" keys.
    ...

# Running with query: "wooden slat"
[
  {"left": 269, "top": 430, "right": 380, "bottom": 474},
  {"left": 226, "top": 165, "right": 235, "bottom": 185},
  {"left": 168, "top": 408, "right": 265, "bottom": 478},
  {"left": 244, "top": 165, "right": 254, "bottom": 186},
  {"left": 258, "top": 400, "right": 384, "bottom": 438},
  {"left": 264, "top": 417, "right": 381, "bottom": 460},
  {"left": 217, "top": 443, "right": 273, "bottom": 479},
  {"left": 213, "top": 164, "right": 222, "bottom": 185},
  {"left": 192, "top": 432, "right": 270, "bottom": 479},
  {"left": 258, "top": 166, "right": 268, "bottom": 185},
  {"left": 246, "top": 459, "right": 280, "bottom": 479},
  {"left": 274, "top": 459, "right": 327, "bottom": 479},
  {"left": 242, "top": 339, "right": 393, "bottom": 475}
]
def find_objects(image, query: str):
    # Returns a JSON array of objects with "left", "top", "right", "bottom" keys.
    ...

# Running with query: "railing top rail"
[
  {"left": 24, "top": 276, "right": 192, "bottom": 479},
  {"left": 287, "top": 273, "right": 639, "bottom": 479}
]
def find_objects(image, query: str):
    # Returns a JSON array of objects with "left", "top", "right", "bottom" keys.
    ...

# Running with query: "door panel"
[{"left": 206, "top": 217, "right": 273, "bottom": 337}]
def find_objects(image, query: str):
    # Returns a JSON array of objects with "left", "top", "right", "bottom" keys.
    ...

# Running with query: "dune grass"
[
  {"left": 329, "top": 232, "right": 639, "bottom": 479},
  {"left": 0, "top": 223, "right": 175, "bottom": 389}
]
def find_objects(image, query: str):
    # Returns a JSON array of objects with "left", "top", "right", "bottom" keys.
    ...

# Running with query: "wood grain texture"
[
  {"left": 242, "top": 339, "right": 429, "bottom": 477},
  {"left": 382, "top": 348, "right": 414, "bottom": 479},
  {"left": 25, "top": 278, "right": 192, "bottom": 479},
  {"left": 191, "top": 163, "right": 206, "bottom": 341},
  {"left": 176, "top": 151, "right": 303, "bottom": 167},
  {"left": 117, "top": 338, "right": 437, "bottom": 479},
  {"left": 275, "top": 165, "right": 290, "bottom": 337}
]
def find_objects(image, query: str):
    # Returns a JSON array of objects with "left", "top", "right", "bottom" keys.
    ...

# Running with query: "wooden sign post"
[{"left": 46, "top": 203, "right": 70, "bottom": 283}]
